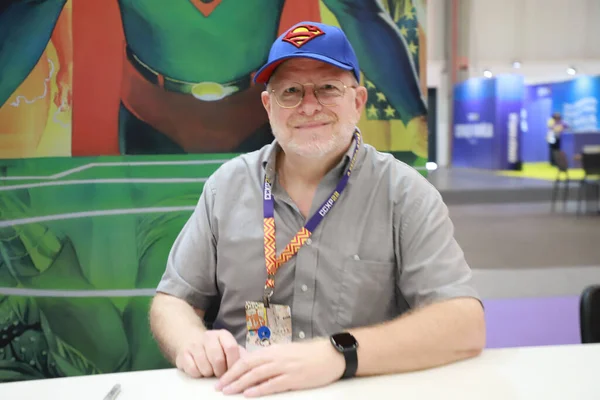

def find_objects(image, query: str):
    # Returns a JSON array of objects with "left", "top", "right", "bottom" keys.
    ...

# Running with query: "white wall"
[
  {"left": 426, "top": 0, "right": 446, "bottom": 64},
  {"left": 469, "top": 60, "right": 600, "bottom": 84},
  {"left": 468, "top": 0, "right": 600, "bottom": 64},
  {"left": 426, "top": 0, "right": 450, "bottom": 165},
  {"left": 427, "top": 0, "right": 600, "bottom": 166},
  {"left": 467, "top": 0, "right": 600, "bottom": 81}
]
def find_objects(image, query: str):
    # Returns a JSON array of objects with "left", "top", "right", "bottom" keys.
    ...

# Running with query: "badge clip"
[{"left": 263, "top": 286, "right": 274, "bottom": 308}]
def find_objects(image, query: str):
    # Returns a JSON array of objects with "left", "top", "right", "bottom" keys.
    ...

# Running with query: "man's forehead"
[{"left": 273, "top": 58, "right": 346, "bottom": 78}]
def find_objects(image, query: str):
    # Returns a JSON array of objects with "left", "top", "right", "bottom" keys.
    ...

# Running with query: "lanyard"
[{"left": 262, "top": 131, "right": 362, "bottom": 306}]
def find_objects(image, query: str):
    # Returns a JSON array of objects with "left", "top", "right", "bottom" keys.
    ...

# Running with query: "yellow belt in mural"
[{"left": 125, "top": 46, "right": 252, "bottom": 101}]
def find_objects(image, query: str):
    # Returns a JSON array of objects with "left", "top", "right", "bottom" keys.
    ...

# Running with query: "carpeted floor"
[
  {"left": 496, "top": 162, "right": 585, "bottom": 181},
  {"left": 448, "top": 202, "right": 600, "bottom": 270}
]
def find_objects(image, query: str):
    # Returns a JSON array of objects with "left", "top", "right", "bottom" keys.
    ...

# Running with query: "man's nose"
[{"left": 297, "top": 89, "right": 322, "bottom": 115}]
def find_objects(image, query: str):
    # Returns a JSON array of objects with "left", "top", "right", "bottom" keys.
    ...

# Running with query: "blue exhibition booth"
[{"left": 452, "top": 74, "right": 600, "bottom": 170}]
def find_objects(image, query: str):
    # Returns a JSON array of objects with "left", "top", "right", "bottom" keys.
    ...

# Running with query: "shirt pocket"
[{"left": 335, "top": 257, "right": 396, "bottom": 329}]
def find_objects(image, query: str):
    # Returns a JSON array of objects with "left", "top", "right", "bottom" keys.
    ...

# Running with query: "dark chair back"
[
  {"left": 552, "top": 150, "right": 569, "bottom": 173},
  {"left": 580, "top": 285, "right": 600, "bottom": 343},
  {"left": 581, "top": 152, "right": 600, "bottom": 176}
]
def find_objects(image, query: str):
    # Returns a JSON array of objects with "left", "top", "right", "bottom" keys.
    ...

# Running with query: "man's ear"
[
  {"left": 354, "top": 86, "right": 368, "bottom": 116},
  {"left": 261, "top": 90, "right": 271, "bottom": 117}
]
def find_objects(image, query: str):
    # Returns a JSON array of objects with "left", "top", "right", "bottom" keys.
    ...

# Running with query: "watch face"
[{"left": 332, "top": 332, "right": 358, "bottom": 349}]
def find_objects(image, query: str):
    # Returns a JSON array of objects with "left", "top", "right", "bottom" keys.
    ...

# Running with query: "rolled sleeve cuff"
[
  {"left": 156, "top": 276, "right": 215, "bottom": 312},
  {"left": 417, "top": 285, "right": 482, "bottom": 307}
]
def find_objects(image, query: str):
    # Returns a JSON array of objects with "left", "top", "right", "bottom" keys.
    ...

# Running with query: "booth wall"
[{"left": 427, "top": 0, "right": 600, "bottom": 167}]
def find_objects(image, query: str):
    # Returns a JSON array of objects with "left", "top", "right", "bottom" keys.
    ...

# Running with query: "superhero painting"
[
  {"left": 0, "top": 0, "right": 428, "bottom": 383},
  {"left": 71, "top": 0, "right": 427, "bottom": 163}
]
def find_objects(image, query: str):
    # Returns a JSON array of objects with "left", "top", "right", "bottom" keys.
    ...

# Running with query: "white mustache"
[{"left": 289, "top": 115, "right": 336, "bottom": 127}]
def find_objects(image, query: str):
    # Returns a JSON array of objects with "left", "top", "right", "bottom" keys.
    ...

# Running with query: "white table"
[{"left": 1, "top": 344, "right": 599, "bottom": 399}]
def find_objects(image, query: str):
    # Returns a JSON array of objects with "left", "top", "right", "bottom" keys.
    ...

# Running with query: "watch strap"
[{"left": 342, "top": 347, "right": 358, "bottom": 379}]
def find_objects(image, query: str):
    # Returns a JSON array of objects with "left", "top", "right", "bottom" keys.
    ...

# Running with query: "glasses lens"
[
  {"left": 272, "top": 80, "right": 347, "bottom": 108},
  {"left": 315, "top": 80, "right": 345, "bottom": 106},
  {"left": 274, "top": 83, "right": 304, "bottom": 108}
]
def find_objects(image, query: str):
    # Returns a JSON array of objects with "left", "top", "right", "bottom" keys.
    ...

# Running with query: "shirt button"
[
  {"left": 353, "top": 254, "right": 360, "bottom": 260},
  {"left": 298, "top": 331, "right": 306, "bottom": 339},
  {"left": 301, "top": 284, "right": 308, "bottom": 292},
  {"left": 306, "top": 238, "right": 312, "bottom": 245}
]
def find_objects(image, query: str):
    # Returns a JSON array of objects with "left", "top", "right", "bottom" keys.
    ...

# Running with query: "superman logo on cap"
[{"left": 282, "top": 25, "right": 325, "bottom": 48}]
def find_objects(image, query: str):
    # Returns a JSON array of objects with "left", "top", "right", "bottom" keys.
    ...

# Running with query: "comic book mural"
[{"left": 0, "top": 0, "right": 427, "bottom": 381}]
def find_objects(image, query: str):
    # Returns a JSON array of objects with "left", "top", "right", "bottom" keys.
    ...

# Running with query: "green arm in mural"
[
  {"left": 122, "top": 194, "right": 201, "bottom": 371},
  {"left": 0, "top": 191, "right": 130, "bottom": 380}
]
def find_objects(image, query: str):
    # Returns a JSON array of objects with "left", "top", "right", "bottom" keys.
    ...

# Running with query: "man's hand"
[
  {"left": 215, "top": 339, "right": 345, "bottom": 398},
  {"left": 175, "top": 329, "right": 246, "bottom": 378}
]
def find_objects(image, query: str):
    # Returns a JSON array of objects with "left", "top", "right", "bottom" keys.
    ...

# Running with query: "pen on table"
[{"left": 103, "top": 383, "right": 121, "bottom": 400}]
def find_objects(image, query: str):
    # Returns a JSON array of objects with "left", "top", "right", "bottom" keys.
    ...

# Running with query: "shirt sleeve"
[
  {"left": 155, "top": 178, "right": 219, "bottom": 311},
  {"left": 395, "top": 172, "right": 480, "bottom": 309}
]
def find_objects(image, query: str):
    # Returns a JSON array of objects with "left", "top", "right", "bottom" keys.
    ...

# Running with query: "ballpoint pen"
[{"left": 103, "top": 383, "right": 121, "bottom": 400}]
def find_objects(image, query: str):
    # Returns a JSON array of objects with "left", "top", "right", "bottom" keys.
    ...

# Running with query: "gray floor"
[
  {"left": 424, "top": 168, "right": 599, "bottom": 298},
  {"left": 447, "top": 201, "right": 600, "bottom": 298},
  {"left": 471, "top": 266, "right": 600, "bottom": 299},
  {"left": 426, "top": 167, "right": 591, "bottom": 205},
  {"left": 449, "top": 202, "right": 600, "bottom": 270},
  {"left": 427, "top": 167, "right": 552, "bottom": 191}
]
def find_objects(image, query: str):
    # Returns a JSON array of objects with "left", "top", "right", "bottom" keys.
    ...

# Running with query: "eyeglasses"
[{"left": 269, "top": 79, "right": 357, "bottom": 109}]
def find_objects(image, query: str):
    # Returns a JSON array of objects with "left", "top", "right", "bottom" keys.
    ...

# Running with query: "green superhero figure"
[
  {"left": 116, "top": 0, "right": 428, "bottom": 159},
  {"left": 1, "top": 1, "right": 427, "bottom": 158}
]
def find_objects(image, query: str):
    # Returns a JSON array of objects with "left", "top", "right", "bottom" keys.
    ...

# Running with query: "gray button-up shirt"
[{"left": 156, "top": 137, "right": 479, "bottom": 346}]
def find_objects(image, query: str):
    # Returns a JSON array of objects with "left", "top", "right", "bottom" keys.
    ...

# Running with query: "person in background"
[
  {"left": 547, "top": 112, "right": 567, "bottom": 166},
  {"left": 149, "top": 21, "right": 485, "bottom": 398}
]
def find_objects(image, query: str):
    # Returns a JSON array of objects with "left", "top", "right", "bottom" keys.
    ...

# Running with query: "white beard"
[{"left": 271, "top": 115, "right": 358, "bottom": 159}]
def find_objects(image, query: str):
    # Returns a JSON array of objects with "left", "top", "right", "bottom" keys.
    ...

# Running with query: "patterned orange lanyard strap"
[{"left": 262, "top": 131, "right": 361, "bottom": 306}]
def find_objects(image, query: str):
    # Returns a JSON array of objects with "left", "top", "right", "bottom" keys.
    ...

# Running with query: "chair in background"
[
  {"left": 580, "top": 284, "right": 600, "bottom": 343},
  {"left": 576, "top": 150, "right": 600, "bottom": 216},
  {"left": 550, "top": 150, "right": 570, "bottom": 212}
]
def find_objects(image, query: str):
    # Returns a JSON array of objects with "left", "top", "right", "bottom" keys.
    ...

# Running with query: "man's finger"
[
  {"left": 221, "top": 363, "right": 279, "bottom": 395},
  {"left": 216, "top": 355, "right": 256, "bottom": 390},
  {"left": 204, "top": 337, "right": 228, "bottom": 377},
  {"left": 190, "top": 346, "right": 214, "bottom": 377},
  {"left": 177, "top": 351, "right": 201, "bottom": 378},
  {"left": 244, "top": 374, "right": 290, "bottom": 398},
  {"left": 219, "top": 333, "right": 242, "bottom": 370}
]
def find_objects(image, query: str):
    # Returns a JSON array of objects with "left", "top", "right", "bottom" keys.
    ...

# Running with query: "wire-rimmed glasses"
[{"left": 269, "top": 79, "right": 356, "bottom": 108}]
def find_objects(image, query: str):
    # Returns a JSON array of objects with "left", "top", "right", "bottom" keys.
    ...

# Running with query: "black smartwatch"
[{"left": 330, "top": 332, "right": 359, "bottom": 379}]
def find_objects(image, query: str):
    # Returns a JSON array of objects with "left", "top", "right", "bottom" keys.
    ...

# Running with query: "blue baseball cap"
[{"left": 253, "top": 21, "right": 361, "bottom": 85}]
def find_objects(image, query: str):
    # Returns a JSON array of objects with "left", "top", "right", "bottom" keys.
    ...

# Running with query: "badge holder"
[{"left": 245, "top": 292, "right": 292, "bottom": 352}]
